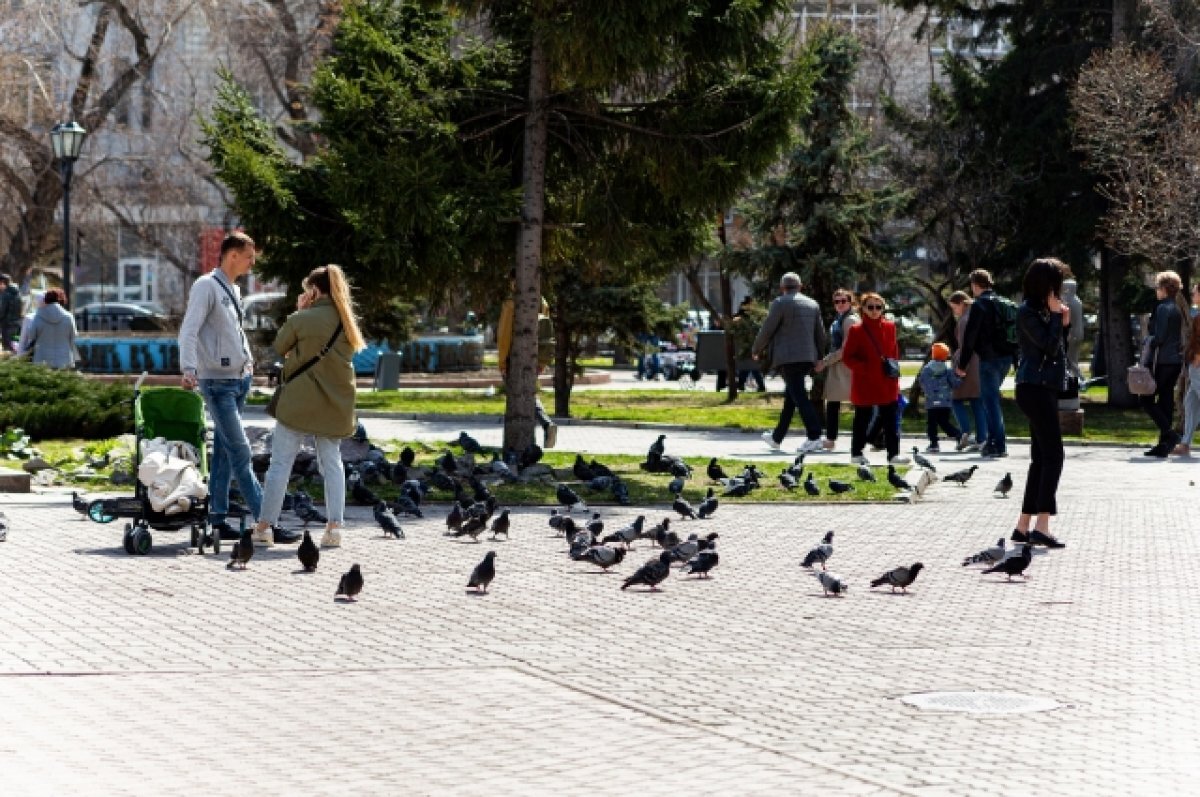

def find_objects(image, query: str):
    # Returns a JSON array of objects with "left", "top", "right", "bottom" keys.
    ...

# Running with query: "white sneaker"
[
  {"left": 320, "top": 526, "right": 342, "bottom": 548},
  {"left": 252, "top": 526, "right": 274, "bottom": 548},
  {"left": 889, "top": 455, "right": 911, "bottom": 466},
  {"left": 799, "top": 439, "right": 824, "bottom": 454},
  {"left": 761, "top": 431, "right": 781, "bottom": 451},
  {"left": 851, "top": 454, "right": 870, "bottom": 466},
  {"left": 956, "top": 433, "right": 970, "bottom": 452}
]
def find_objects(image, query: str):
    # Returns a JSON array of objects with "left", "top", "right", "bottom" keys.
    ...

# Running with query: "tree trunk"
[
  {"left": 1101, "top": 247, "right": 1137, "bottom": 407},
  {"left": 503, "top": 29, "right": 550, "bottom": 452},
  {"left": 720, "top": 271, "right": 739, "bottom": 401}
]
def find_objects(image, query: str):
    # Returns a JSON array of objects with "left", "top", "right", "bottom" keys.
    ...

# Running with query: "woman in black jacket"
[
  {"left": 1141, "top": 270, "right": 1189, "bottom": 457},
  {"left": 1011, "top": 258, "right": 1070, "bottom": 549}
]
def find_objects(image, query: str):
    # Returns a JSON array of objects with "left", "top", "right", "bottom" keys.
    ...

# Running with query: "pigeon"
[
  {"left": 668, "top": 459, "right": 693, "bottom": 479},
  {"left": 556, "top": 484, "right": 587, "bottom": 513},
  {"left": 942, "top": 465, "right": 979, "bottom": 486},
  {"left": 336, "top": 564, "right": 364, "bottom": 600},
  {"left": 374, "top": 502, "right": 404, "bottom": 539},
  {"left": 468, "top": 551, "right": 497, "bottom": 592},
  {"left": 568, "top": 528, "right": 595, "bottom": 560},
  {"left": 454, "top": 515, "right": 487, "bottom": 541},
  {"left": 489, "top": 452, "right": 515, "bottom": 480},
  {"left": 786, "top": 454, "right": 805, "bottom": 479},
  {"left": 589, "top": 459, "right": 616, "bottom": 479},
  {"left": 610, "top": 478, "right": 631, "bottom": 506},
  {"left": 297, "top": 530, "right": 319, "bottom": 572},
  {"left": 457, "top": 431, "right": 484, "bottom": 455},
  {"left": 828, "top": 479, "right": 854, "bottom": 495},
  {"left": 439, "top": 450, "right": 458, "bottom": 474},
  {"left": 963, "top": 538, "right": 1007, "bottom": 567},
  {"left": 886, "top": 465, "right": 911, "bottom": 492},
  {"left": 226, "top": 528, "right": 255, "bottom": 570},
  {"left": 468, "top": 476, "right": 493, "bottom": 503},
  {"left": 648, "top": 434, "right": 667, "bottom": 460},
  {"left": 518, "top": 443, "right": 543, "bottom": 470},
  {"left": 573, "top": 454, "right": 595, "bottom": 482},
  {"left": 817, "top": 570, "right": 848, "bottom": 597},
  {"left": 293, "top": 493, "right": 327, "bottom": 526},
  {"left": 697, "top": 488, "right": 719, "bottom": 519},
  {"left": 621, "top": 550, "right": 672, "bottom": 591},
  {"left": 446, "top": 503, "right": 464, "bottom": 532},
  {"left": 707, "top": 458, "right": 728, "bottom": 482},
  {"left": 911, "top": 448, "right": 937, "bottom": 473},
  {"left": 683, "top": 547, "right": 719, "bottom": 578},
  {"left": 803, "top": 472, "right": 820, "bottom": 497},
  {"left": 390, "top": 493, "right": 423, "bottom": 518},
  {"left": 667, "top": 475, "right": 686, "bottom": 496},
  {"left": 0, "top": 511, "right": 6, "bottom": 542},
  {"left": 581, "top": 544, "right": 626, "bottom": 571},
  {"left": 586, "top": 475, "right": 613, "bottom": 492},
  {"left": 672, "top": 494, "right": 697, "bottom": 520},
  {"left": 667, "top": 533, "right": 700, "bottom": 564},
  {"left": 490, "top": 509, "right": 511, "bottom": 539},
  {"left": 558, "top": 516, "right": 579, "bottom": 541},
  {"left": 723, "top": 480, "right": 753, "bottom": 497},
  {"left": 71, "top": 491, "right": 90, "bottom": 516},
  {"left": 547, "top": 508, "right": 565, "bottom": 533},
  {"left": 696, "top": 531, "right": 720, "bottom": 551},
  {"left": 602, "top": 515, "right": 645, "bottom": 547},
  {"left": 801, "top": 531, "right": 834, "bottom": 570},
  {"left": 349, "top": 472, "right": 380, "bottom": 506},
  {"left": 981, "top": 543, "right": 1033, "bottom": 581},
  {"left": 994, "top": 472, "right": 1013, "bottom": 497},
  {"left": 399, "top": 446, "right": 416, "bottom": 468},
  {"left": 585, "top": 512, "right": 604, "bottom": 535},
  {"left": 857, "top": 464, "right": 876, "bottom": 482},
  {"left": 779, "top": 470, "right": 798, "bottom": 490},
  {"left": 870, "top": 562, "right": 925, "bottom": 593}
]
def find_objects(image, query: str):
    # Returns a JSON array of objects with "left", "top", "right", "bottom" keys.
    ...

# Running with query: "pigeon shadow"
[
  {"left": 464, "top": 589, "right": 489, "bottom": 597},
  {"left": 570, "top": 569, "right": 617, "bottom": 576},
  {"left": 866, "top": 590, "right": 915, "bottom": 598},
  {"left": 985, "top": 578, "right": 1029, "bottom": 584},
  {"left": 292, "top": 568, "right": 317, "bottom": 575},
  {"left": 333, "top": 596, "right": 359, "bottom": 603}
]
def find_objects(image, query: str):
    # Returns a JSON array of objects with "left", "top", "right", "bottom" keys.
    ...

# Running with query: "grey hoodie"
[
  {"left": 178, "top": 270, "right": 254, "bottom": 379},
  {"left": 27, "top": 302, "right": 77, "bottom": 369}
]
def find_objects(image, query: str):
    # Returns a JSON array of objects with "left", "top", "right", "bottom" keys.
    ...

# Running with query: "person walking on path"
[
  {"left": 948, "top": 291, "right": 985, "bottom": 452},
  {"left": 813, "top": 288, "right": 858, "bottom": 451},
  {"left": 23, "top": 288, "right": 77, "bottom": 369},
  {"left": 918, "top": 342, "right": 962, "bottom": 453},
  {"left": 1141, "top": 270, "right": 1189, "bottom": 458},
  {"left": 1011, "top": 258, "right": 1070, "bottom": 549},
  {"left": 1173, "top": 314, "right": 1200, "bottom": 456},
  {"left": 252, "top": 265, "right": 365, "bottom": 549},
  {"left": 0, "top": 273, "right": 21, "bottom": 353},
  {"left": 179, "top": 232, "right": 299, "bottom": 546},
  {"left": 841, "top": 292, "right": 908, "bottom": 466},
  {"left": 955, "top": 269, "right": 1014, "bottom": 458},
  {"left": 753, "top": 272, "right": 827, "bottom": 454}
]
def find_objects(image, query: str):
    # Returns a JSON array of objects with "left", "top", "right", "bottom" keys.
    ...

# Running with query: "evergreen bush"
[{"left": 0, "top": 360, "right": 133, "bottom": 440}]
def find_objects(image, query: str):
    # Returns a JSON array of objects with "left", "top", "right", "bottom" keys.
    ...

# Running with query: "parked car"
[
  {"left": 74, "top": 302, "right": 169, "bottom": 332},
  {"left": 891, "top": 314, "right": 934, "bottom": 357}
]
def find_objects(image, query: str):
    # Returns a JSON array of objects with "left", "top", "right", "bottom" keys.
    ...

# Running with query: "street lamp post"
[{"left": 50, "top": 121, "right": 87, "bottom": 308}]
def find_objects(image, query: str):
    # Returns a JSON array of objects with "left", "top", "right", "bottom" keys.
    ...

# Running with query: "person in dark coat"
[
  {"left": 1141, "top": 270, "right": 1189, "bottom": 457},
  {"left": 0, "top": 273, "right": 21, "bottom": 353}
]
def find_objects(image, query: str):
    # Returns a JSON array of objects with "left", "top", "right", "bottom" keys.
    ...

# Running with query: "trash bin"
[{"left": 374, "top": 351, "right": 401, "bottom": 390}]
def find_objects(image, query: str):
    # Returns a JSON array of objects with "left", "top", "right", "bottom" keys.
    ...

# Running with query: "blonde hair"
[{"left": 304, "top": 264, "right": 367, "bottom": 352}]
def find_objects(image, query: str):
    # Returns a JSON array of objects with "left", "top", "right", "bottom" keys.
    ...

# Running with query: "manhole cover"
[{"left": 900, "top": 691, "right": 1062, "bottom": 714}]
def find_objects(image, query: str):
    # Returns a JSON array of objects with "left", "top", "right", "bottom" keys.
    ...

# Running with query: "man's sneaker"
[
  {"left": 888, "top": 455, "right": 911, "bottom": 465},
  {"left": 981, "top": 446, "right": 999, "bottom": 459},
  {"left": 956, "top": 433, "right": 970, "bottom": 452},
  {"left": 925, "top": 444, "right": 941, "bottom": 453},
  {"left": 210, "top": 521, "right": 240, "bottom": 541},
  {"left": 962, "top": 441, "right": 982, "bottom": 453},
  {"left": 821, "top": 438, "right": 836, "bottom": 451},
  {"left": 320, "top": 526, "right": 342, "bottom": 548},
  {"left": 761, "top": 431, "right": 781, "bottom": 451},
  {"left": 851, "top": 454, "right": 870, "bottom": 466},
  {"left": 543, "top": 421, "right": 558, "bottom": 449},
  {"left": 252, "top": 526, "right": 275, "bottom": 548},
  {"left": 799, "top": 438, "right": 824, "bottom": 454},
  {"left": 273, "top": 526, "right": 302, "bottom": 545}
]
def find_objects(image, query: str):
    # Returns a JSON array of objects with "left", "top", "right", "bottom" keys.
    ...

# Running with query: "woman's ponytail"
[{"left": 304, "top": 264, "right": 366, "bottom": 352}]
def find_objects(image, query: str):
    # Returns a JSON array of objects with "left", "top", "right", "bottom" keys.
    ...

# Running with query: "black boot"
[{"left": 1029, "top": 529, "right": 1065, "bottom": 549}]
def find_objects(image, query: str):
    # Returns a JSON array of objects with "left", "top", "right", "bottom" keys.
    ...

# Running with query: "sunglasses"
[
  {"left": 865, "top": 304, "right": 884, "bottom": 311},
  {"left": 833, "top": 298, "right": 850, "bottom": 304}
]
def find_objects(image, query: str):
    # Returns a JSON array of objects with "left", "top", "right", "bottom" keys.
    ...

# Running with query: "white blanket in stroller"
[{"left": 138, "top": 438, "right": 208, "bottom": 515}]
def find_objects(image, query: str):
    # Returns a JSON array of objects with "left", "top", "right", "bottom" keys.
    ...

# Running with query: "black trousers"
[
  {"left": 1140, "top": 362, "right": 1182, "bottom": 441},
  {"left": 1015, "top": 383, "right": 1064, "bottom": 515},
  {"left": 925, "top": 407, "right": 961, "bottom": 445},
  {"left": 825, "top": 401, "right": 842, "bottom": 441},
  {"left": 851, "top": 402, "right": 898, "bottom": 460}
]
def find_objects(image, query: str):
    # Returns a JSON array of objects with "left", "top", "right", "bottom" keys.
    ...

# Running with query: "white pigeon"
[{"left": 817, "top": 571, "right": 848, "bottom": 597}]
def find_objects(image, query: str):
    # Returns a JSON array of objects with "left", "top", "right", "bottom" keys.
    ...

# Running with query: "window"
[{"left": 791, "top": 1, "right": 880, "bottom": 37}]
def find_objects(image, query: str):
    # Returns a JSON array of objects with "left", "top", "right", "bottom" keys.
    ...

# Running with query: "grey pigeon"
[
  {"left": 587, "top": 475, "right": 614, "bottom": 492},
  {"left": 779, "top": 470, "right": 798, "bottom": 490},
  {"left": 374, "top": 502, "right": 405, "bottom": 539},
  {"left": 828, "top": 479, "right": 854, "bottom": 495},
  {"left": 667, "top": 475, "right": 686, "bottom": 496},
  {"left": 887, "top": 465, "right": 911, "bottom": 492},
  {"left": 723, "top": 480, "right": 753, "bottom": 498},
  {"left": 817, "top": 571, "right": 848, "bottom": 596},
  {"left": 72, "top": 491, "right": 90, "bottom": 515},
  {"left": 573, "top": 454, "right": 595, "bottom": 482},
  {"left": 293, "top": 493, "right": 327, "bottom": 526},
  {"left": 667, "top": 533, "right": 700, "bottom": 564},
  {"left": 672, "top": 494, "right": 697, "bottom": 520},
  {"left": 870, "top": 562, "right": 925, "bottom": 593},
  {"left": 468, "top": 551, "right": 497, "bottom": 592},
  {"left": 696, "top": 531, "right": 719, "bottom": 551},
  {"left": 981, "top": 543, "right": 1033, "bottom": 581},
  {"left": 621, "top": 550, "right": 672, "bottom": 591},
  {"left": 911, "top": 448, "right": 937, "bottom": 473},
  {"left": 446, "top": 503, "right": 464, "bottom": 532},
  {"left": 602, "top": 515, "right": 645, "bottom": 547},
  {"left": 568, "top": 528, "right": 595, "bottom": 560},
  {"left": 227, "top": 528, "right": 254, "bottom": 570},
  {"left": 682, "top": 547, "right": 719, "bottom": 578},
  {"left": 697, "top": 488, "right": 719, "bottom": 519},
  {"left": 0, "top": 510, "right": 7, "bottom": 542},
  {"left": 489, "top": 452, "right": 514, "bottom": 480},
  {"left": 297, "top": 530, "right": 319, "bottom": 572},
  {"left": 336, "top": 564, "right": 364, "bottom": 600},
  {"left": 581, "top": 544, "right": 626, "bottom": 571},
  {"left": 547, "top": 508, "right": 565, "bottom": 533},
  {"left": 453, "top": 515, "right": 487, "bottom": 541},
  {"left": 556, "top": 483, "right": 587, "bottom": 513},
  {"left": 585, "top": 512, "right": 604, "bottom": 536},
  {"left": 803, "top": 472, "right": 820, "bottom": 496},
  {"left": 707, "top": 458, "right": 728, "bottom": 482},
  {"left": 963, "top": 538, "right": 1007, "bottom": 567},
  {"left": 648, "top": 434, "right": 667, "bottom": 460},
  {"left": 390, "top": 493, "right": 423, "bottom": 518},
  {"left": 857, "top": 464, "right": 876, "bottom": 482},
  {"left": 942, "top": 465, "right": 979, "bottom": 486},
  {"left": 490, "top": 509, "right": 511, "bottom": 539},
  {"left": 457, "top": 431, "right": 484, "bottom": 455},
  {"left": 801, "top": 531, "right": 834, "bottom": 570},
  {"left": 994, "top": 472, "right": 1013, "bottom": 497},
  {"left": 786, "top": 454, "right": 805, "bottom": 479}
]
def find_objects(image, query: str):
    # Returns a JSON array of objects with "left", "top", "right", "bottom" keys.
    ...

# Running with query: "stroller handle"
[{"left": 134, "top": 371, "right": 148, "bottom": 393}]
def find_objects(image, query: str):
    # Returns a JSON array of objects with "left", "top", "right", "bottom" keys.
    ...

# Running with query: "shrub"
[{"left": 0, "top": 360, "right": 133, "bottom": 440}]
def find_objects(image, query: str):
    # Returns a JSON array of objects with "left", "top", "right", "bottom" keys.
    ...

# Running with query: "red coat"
[{"left": 842, "top": 316, "right": 900, "bottom": 407}]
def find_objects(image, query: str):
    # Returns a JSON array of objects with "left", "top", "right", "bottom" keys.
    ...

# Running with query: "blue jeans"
[
  {"left": 200, "top": 376, "right": 262, "bottom": 523},
  {"left": 978, "top": 357, "right": 1011, "bottom": 452},
  {"left": 260, "top": 422, "right": 345, "bottom": 526},
  {"left": 771, "top": 362, "right": 822, "bottom": 443},
  {"left": 952, "top": 398, "right": 987, "bottom": 444}
]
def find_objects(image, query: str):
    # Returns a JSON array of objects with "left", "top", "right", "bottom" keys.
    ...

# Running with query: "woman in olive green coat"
[{"left": 252, "top": 265, "right": 366, "bottom": 549}]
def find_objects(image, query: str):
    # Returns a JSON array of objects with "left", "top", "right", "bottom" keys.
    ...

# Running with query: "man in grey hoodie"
[
  {"left": 179, "top": 232, "right": 300, "bottom": 547},
  {"left": 24, "top": 288, "right": 77, "bottom": 368}
]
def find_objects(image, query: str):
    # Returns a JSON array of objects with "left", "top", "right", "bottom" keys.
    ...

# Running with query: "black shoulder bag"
[
  {"left": 266, "top": 323, "right": 343, "bottom": 418},
  {"left": 862, "top": 323, "right": 901, "bottom": 379}
]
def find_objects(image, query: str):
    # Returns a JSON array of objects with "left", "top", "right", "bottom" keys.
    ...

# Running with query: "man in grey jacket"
[
  {"left": 753, "top": 272, "right": 828, "bottom": 453},
  {"left": 179, "top": 232, "right": 299, "bottom": 547}
]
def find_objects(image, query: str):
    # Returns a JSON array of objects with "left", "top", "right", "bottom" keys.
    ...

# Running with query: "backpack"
[
  {"left": 537, "top": 314, "right": 555, "bottom": 368},
  {"left": 984, "top": 294, "right": 1019, "bottom": 355}
]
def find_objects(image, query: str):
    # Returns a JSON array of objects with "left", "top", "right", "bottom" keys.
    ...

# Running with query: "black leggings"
[
  {"left": 1015, "top": 383, "right": 1064, "bottom": 515},
  {"left": 825, "top": 401, "right": 842, "bottom": 441},
  {"left": 851, "top": 402, "right": 898, "bottom": 460},
  {"left": 1140, "top": 362, "right": 1182, "bottom": 441}
]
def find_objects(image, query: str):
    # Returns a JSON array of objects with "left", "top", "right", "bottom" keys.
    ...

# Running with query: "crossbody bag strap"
[
  {"left": 862, "top": 323, "right": 886, "bottom": 361},
  {"left": 281, "top": 323, "right": 343, "bottom": 385},
  {"left": 212, "top": 273, "right": 243, "bottom": 325}
]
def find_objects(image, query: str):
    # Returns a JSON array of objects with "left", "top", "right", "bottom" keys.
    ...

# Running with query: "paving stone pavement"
[{"left": 1, "top": 417, "right": 1198, "bottom": 795}]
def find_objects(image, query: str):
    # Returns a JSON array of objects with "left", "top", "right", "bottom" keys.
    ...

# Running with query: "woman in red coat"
[{"left": 842, "top": 292, "right": 906, "bottom": 465}]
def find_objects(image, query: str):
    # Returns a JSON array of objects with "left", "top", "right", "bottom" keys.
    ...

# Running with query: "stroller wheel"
[
  {"left": 131, "top": 527, "right": 152, "bottom": 556},
  {"left": 122, "top": 524, "right": 135, "bottom": 555},
  {"left": 88, "top": 499, "right": 116, "bottom": 524}
]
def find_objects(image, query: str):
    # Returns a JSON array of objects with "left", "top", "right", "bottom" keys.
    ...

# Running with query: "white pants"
[{"left": 260, "top": 422, "right": 345, "bottom": 525}]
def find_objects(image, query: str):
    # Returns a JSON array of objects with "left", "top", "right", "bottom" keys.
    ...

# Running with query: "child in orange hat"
[{"left": 917, "top": 342, "right": 963, "bottom": 453}]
